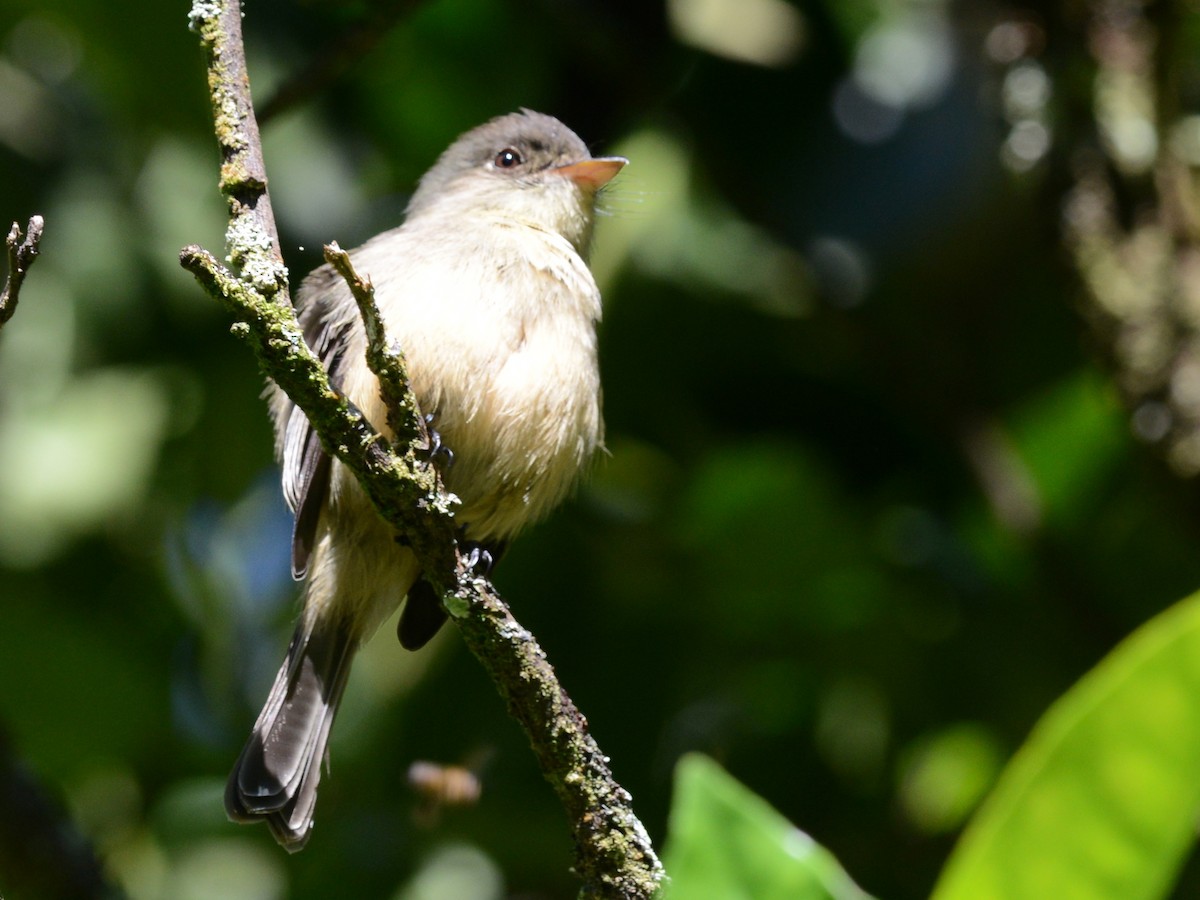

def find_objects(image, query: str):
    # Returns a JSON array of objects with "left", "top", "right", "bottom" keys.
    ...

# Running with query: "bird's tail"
[{"left": 225, "top": 619, "right": 355, "bottom": 852}]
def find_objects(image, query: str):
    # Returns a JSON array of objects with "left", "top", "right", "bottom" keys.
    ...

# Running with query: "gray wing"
[{"left": 278, "top": 269, "right": 354, "bottom": 579}]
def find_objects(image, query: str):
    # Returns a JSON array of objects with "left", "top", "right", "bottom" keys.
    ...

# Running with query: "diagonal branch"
[
  {"left": 0, "top": 216, "right": 45, "bottom": 331},
  {"left": 180, "top": 2, "right": 662, "bottom": 896}
]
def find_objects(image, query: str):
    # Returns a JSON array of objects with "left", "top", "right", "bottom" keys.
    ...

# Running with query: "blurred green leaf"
[
  {"left": 391, "top": 843, "right": 504, "bottom": 900},
  {"left": 933, "top": 590, "right": 1200, "bottom": 900},
  {"left": 0, "top": 368, "right": 173, "bottom": 566},
  {"left": 897, "top": 722, "right": 1003, "bottom": 834},
  {"left": 662, "top": 754, "right": 872, "bottom": 900},
  {"left": 1008, "top": 369, "right": 1126, "bottom": 529},
  {"left": 162, "top": 838, "right": 286, "bottom": 900}
]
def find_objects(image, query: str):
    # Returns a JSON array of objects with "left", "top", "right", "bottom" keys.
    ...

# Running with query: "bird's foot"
[
  {"left": 458, "top": 538, "right": 504, "bottom": 576},
  {"left": 418, "top": 413, "right": 455, "bottom": 469}
]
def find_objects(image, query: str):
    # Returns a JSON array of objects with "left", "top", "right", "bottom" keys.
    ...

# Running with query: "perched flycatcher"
[{"left": 224, "top": 110, "right": 625, "bottom": 850}]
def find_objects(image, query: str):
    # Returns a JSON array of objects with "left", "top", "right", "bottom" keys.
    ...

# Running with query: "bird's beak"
[{"left": 554, "top": 156, "right": 628, "bottom": 191}]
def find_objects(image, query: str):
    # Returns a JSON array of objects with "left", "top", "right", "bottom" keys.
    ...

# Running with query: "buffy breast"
[
  {"left": 344, "top": 222, "right": 605, "bottom": 543},
  {"left": 434, "top": 268, "right": 604, "bottom": 541}
]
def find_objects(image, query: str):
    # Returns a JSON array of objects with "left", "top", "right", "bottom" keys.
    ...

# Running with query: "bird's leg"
[
  {"left": 397, "top": 577, "right": 447, "bottom": 650},
  {"left": 397, "top": 539, "right": 505, "bottom": 649}
]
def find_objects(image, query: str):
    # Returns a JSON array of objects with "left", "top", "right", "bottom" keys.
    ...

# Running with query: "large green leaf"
[
  {"left": 933, "top": 591, "right": 1200, "bottom": 900},
  {"left": 662, "top": 754, "right": 872, "bottom": 900}
]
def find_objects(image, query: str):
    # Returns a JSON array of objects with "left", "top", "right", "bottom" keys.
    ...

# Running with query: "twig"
[
  {"left": 0, "top": 216, "right": 45, "bottom": 331},
  {"left": 180, "top": 2, "right": 662, "bottom": 895},
  {"left": 179, "top": 244, "right": 451, "bottom": 555},
  {"left": 324, "top": 242, "right": 428, "bottom": 452}
]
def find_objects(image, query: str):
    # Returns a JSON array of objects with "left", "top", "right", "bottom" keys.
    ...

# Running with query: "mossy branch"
[{"left": 180, "top": 1, "right": 662, "bottom": 895}]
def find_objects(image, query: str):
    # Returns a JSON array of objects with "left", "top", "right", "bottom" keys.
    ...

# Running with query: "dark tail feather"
[{"left": 225, "top": 620, "right": 355, "bottom": 852}]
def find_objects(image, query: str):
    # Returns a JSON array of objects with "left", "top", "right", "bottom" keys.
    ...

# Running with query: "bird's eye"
[{"left": 494, "top": 148, "right": 523, "bottom": 169}]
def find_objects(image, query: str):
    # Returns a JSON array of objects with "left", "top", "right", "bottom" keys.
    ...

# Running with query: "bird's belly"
[
  {"left": 432, "top": 323, "right": 602, "bottom": 541},
  {"left": 345, "top": 229, "right": 605, "bottom": 543}
]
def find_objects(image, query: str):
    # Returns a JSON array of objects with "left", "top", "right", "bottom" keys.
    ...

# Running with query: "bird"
[{"left": 224, "top": 109, "right": 626, "bottom": 851}]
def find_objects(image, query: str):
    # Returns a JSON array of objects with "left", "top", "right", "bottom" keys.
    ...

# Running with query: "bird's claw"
[
  {"left": 461, "top": 542, "right": 496, "bottom": 576},
  {"left": 418, "top": 414, "right": 455, "bottom": 469}
]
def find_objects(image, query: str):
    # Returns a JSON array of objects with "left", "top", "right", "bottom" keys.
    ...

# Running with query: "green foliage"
[
  {"left": 934, "top": 590, "right": 1200, "bottom": 900},
  {"left": 669, "top": 582, "right": 1200, "bottom": 900},
  {"left": 663, "top": 754, "right": 870, "bottom": 900}
]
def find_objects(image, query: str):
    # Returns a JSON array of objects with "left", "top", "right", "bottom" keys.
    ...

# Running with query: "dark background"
[{"left": 2, "top": 0, "right": 1199, "bottom": 897}]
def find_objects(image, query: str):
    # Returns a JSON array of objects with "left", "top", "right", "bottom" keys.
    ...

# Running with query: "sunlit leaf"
[
  {"left": 933, "top": 590, "right": 1200, "bottom": 900},
  {"left": 663, "top": 754, "right": 872, "bottom": 900}
]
